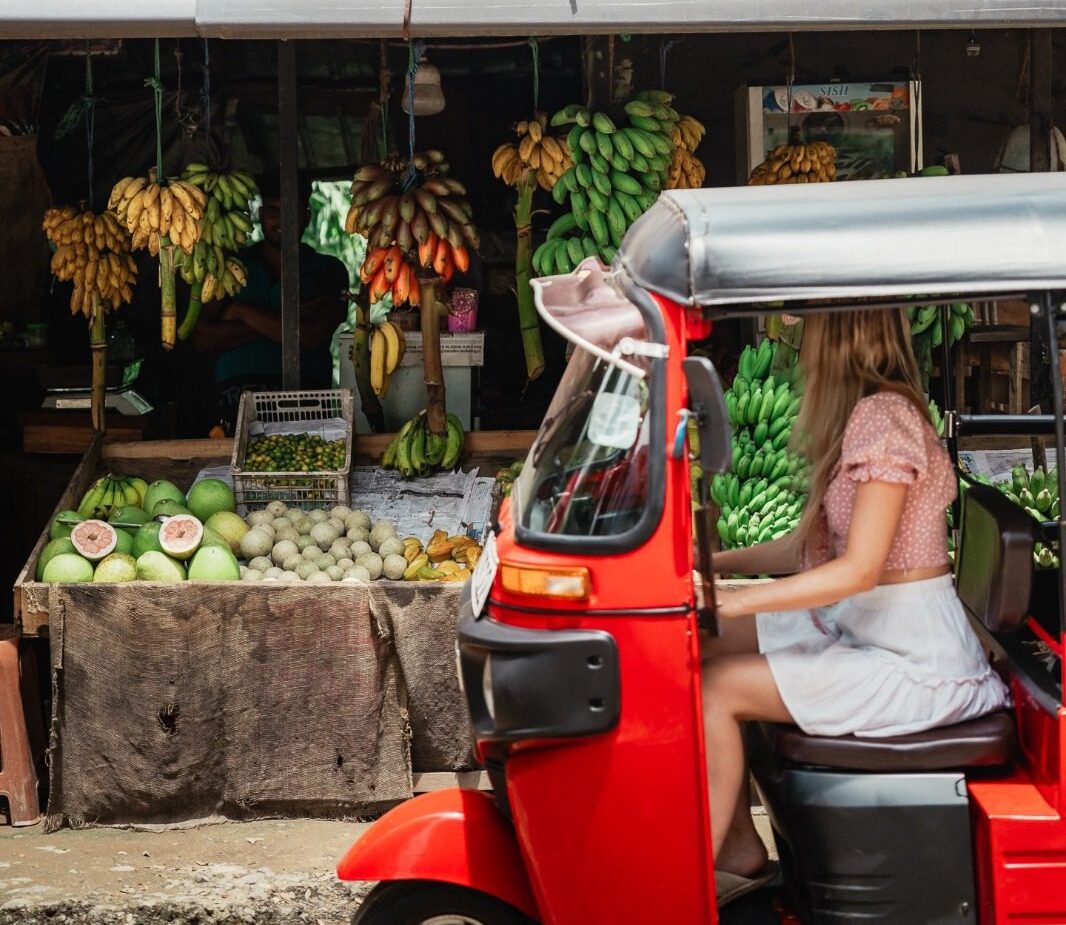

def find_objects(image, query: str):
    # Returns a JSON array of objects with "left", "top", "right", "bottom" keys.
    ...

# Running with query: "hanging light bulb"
[{"left": 402, "top": 54, "right": 446, "bottom": 116}]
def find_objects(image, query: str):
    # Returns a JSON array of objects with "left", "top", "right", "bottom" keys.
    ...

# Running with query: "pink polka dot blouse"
[{"left": 806, "top": 391, "right": 956, "bottom": 570}]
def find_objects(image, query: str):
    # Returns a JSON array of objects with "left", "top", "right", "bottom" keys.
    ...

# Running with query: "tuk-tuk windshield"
[{"left": 516, "top": 345, "right": 652, "bottom": 539}]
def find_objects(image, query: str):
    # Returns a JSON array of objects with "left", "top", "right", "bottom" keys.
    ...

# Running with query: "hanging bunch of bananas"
[
  {"left": 491, "top": 112, "right": 573, "bottom": 190},
  {"left": 369, "top": 319, "right": 407, "bottom": 397},
  {"left": 108, "top": 173, "right": 206, "bottom": 255},
  {"left": 43, "top": 206, "right": 138, "bottom": 316},
  {"left": 534, "top": 91, "right": 679, "bottom": 276},
  {"left": 346, "top": 152, "right": 477, "bottom": 306},
  {"left": 666, "top": 115, "right": 707, "bottom": 190},
  {"left": 748, "top": 142, "right": 837, "bottom": 185},
  {"left": 712, "top": 340, "right": 808, "bottom": 549},
  {"left": 907, "top": 302, "right": 974, "bottom": 352},
  {"left": 171, "top": 165, "right": 255, "bottom": 304},
  {"left": 380, "top": 410, "right": 465, "bottom": 478}
]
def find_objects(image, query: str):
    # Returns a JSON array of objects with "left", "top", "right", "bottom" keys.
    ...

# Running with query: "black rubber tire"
[{"left": 353, "top": 879, "right": 537, "bottom": 925}]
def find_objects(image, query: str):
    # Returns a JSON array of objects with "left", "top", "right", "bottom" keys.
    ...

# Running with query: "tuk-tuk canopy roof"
[{"left": 615, "top": 173, "right": 1066, "bottom": 311}]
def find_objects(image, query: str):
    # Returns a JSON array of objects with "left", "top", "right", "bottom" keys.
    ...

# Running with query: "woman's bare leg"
[{"left": 703, "top": 654, "right": 792, "bottom": 877}]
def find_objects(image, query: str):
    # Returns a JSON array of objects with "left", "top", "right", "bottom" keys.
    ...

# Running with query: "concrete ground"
[
  {"left": 0, "top": 809, "right": 776, "bottom": 924},
  {"left": 0, "top": 817, "right": 372, "bottom": 925}
]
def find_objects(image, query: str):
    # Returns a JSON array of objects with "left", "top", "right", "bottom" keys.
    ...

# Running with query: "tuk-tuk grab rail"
[{"left": 950, "top": 413, "right": 1059, "bottom": 437}]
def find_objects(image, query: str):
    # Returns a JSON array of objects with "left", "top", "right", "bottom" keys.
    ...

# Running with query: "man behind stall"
[{"left": 191, "top": 171, "right": 347, "bottom": 428}]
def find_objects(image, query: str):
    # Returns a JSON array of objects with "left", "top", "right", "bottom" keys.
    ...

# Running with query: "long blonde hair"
[{"left": 792, "top": 309, "right": 929, "bottom": 545}]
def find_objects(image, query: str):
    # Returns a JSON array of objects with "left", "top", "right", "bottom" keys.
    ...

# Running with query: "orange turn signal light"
[{"left": 499, "top": 564, "right": 591, "bottom": 601}]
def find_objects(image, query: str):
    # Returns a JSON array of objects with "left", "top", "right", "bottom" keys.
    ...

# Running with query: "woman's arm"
[
  {"left": 188, "top": 301, "right": 257, "bottom": 351},
  {"left": 712, "top": 531, "right": 803, "bottom": 577},
  {"left": 716, "top": 479, "right": 908, "bottom": 618}
]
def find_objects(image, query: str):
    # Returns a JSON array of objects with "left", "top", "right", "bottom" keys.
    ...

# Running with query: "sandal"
[{"left": 715, "top": 860, "right": 781, "bottom": 906}]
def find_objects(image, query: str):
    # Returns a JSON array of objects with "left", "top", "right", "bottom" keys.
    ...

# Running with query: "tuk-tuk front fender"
[{"left": 336, "top": 788, "right": 538, "bottom": 919}]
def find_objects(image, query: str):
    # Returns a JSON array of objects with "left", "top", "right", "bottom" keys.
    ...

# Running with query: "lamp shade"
[{"left": 402, "top": 57, "right": 446, "bottom": 116}]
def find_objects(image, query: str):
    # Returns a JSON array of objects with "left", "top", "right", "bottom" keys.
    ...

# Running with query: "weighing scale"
[{"left": 39, "top": 359, "right": 154, "bottom": 416}]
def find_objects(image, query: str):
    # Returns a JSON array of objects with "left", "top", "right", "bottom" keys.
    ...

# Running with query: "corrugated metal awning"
[
  {"left": 4, "top": 0, "right": 1065, "bottom": 39},
  {"left": 0, "top": 0, "right": 196, "bottom": 38}
]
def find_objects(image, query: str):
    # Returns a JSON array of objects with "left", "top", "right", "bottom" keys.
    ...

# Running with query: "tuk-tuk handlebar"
[{"left": 952, "top": 413, "right": 1058, "bottom": 437}]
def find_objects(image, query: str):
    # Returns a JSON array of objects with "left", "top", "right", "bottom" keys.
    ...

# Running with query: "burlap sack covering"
[
  {"left": 40, "top": 582, "right": 415, "bottom": 830},
  {"left": 372, "top": 583, "right": 474, "bottom": 772}
]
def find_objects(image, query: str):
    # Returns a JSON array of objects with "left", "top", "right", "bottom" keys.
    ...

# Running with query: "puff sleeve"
[{"left": 840, "top": 392, "right": 928, "bottom": 485}]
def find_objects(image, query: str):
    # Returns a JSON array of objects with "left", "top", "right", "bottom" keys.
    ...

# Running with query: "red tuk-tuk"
[{"left": 338, "top": 173, "right": 1066, "bottom": 924}]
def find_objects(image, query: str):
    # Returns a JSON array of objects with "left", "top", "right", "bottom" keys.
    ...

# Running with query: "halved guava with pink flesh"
[
  {"left": 70, "top": 519, "right": 118, "bottom": 562},
  {"left": 158, "top": 515, "right": 204, "bottom": 560}
]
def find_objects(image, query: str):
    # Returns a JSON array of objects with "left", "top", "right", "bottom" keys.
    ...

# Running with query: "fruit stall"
[{"left": 3, "top": 14, "right": 1065, "bottom": 828}]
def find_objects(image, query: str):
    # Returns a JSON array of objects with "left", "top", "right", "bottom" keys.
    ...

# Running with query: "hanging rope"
[
  {"left": 402, "top": 39, "right": 426, "bottom": 189},
  {"left": 786, "top": 33, "right": 796, "bottom": 142},
  {"left": 145, "top": 39, "right": 165, "bottom": 179},
  {"left": 84, "top": 43, "right": 96, "bottom": 208},
  {"left": 659, "top": 38, "right": 679, "bottom": 90},
  {"left": 529, "top": 37, "right": 540, "bottom": 112},
  {"left": 201, "top": 38, "right": 211, "bottom": 144}
]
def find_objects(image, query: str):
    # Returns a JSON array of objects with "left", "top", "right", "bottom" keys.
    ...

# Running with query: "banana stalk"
[
  {"left": 89, "top": 293, "right": 107, "bottom": 436},
  {"left": 514, "top": 169, "right": 545, "bottom": 382},
  {"left": 418, "top": 272, "right": 448, "bottom": 438},
  {"left": 177, "top": 279, "right": 204, "bottom": 342},
  {"left": 351, "top": 302, "right": 386, "bottom": 431},
  {"left": 159, "top": 236, "right": 177, "bottom": 349}
]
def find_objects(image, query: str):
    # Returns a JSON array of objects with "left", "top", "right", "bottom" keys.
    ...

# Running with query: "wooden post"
[
  {"left": 278, "top": 40, "right": 301, "bottom": 390},
  {"left": 159, "top": 241, "right": 177, "bottom": 349},
  {"left": 89, "top": 294, "right": 107, "bottom": 436},
  {"left": 419, "top": 272, "right": 447, "bottom": 437}
]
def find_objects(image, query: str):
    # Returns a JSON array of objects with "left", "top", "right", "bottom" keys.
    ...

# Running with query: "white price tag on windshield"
[
  {"left": 469, "top": 531, "right": 499, "bottom": 619},
  {"left": 587, "top": 393, "right": 641, "bottom": 449}
]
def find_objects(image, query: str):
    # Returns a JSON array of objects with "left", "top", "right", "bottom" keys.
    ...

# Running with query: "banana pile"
[
  {"left": 108, "top": 174, "right": 206, "bottom": 255},
  {"left": 491, "top": 112, "right": 573, "bottom": 190},
  {"left": 666, "top": 114, "right": 707, "bottom": 190},
  {"left": 997, "top": 465, "right": 1061, "bottom": 568},
  {"left": 77, "top": 473, "right": 147, "bottom": 520},
  {"left": 399, "top": 529, "right": 481, "bottom": 583},
  {"left": 42, "top": 207, "right": 137, "bottom": 316},
  {"left": 712, "top": 341, "right": 808, "bottom": 549},
  {"left": 533, "top": 91, "right": 680, "bottom": 275},
  {"left": 907, "top": 302, "right": 973, "bottom": 352},
  {"left": 747, "top": 142, "right": 837, "bottom": 185},
  {"left": 173, "top": 165, "right": 256, "bottom": 303},
  {"left": 346, "top": 153, "right": 477, "bottom": 306},
  {"left": 380, "top": 411, "right": 465, "bottom": 478},
  {"left": 369, "top": 320, "right": 407, "bottom": 397}
]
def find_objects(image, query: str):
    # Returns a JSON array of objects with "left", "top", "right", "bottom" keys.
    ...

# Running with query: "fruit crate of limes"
[{"left": 231, "top": 389, "right": 355, "bottom": 513}]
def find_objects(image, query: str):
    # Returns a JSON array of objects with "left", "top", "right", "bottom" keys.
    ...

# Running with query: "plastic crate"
[{"left": 231, "top": 389, "right": 354, "bottom": 513}]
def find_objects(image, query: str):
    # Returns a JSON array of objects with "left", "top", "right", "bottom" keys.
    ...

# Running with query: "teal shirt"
[{"left": 215, "top": 242, "right": 347, "bottom": 385}]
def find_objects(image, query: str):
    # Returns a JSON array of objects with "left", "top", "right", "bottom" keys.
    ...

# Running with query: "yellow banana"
[{"left": 370, "top": 328, "right": 387, "bottom": 396}]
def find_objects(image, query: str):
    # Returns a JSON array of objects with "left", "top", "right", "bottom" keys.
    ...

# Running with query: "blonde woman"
[{"left": 701, "top": 310, "right": 1008, "bottom": 902}]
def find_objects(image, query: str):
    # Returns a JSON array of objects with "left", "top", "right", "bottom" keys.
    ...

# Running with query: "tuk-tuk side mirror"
[{"left": 682, "top": 357, "right": 732, "bottom": 473}]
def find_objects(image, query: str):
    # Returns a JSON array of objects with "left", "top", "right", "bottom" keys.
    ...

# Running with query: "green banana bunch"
[
  {"left": 907, "top": 302, "right": 973, "bottom": 352},
  {"left": 990, "top": 464, "right": 1061, "bottom": 568},
  {"left": 712, "top": 339, "right": 808, "bottom": 550},
  {"left": 380, "top": 410, "right": 466, "bottom": 478},
  {"left": 174, "top": 241, "right": 248, "bottom": 302},
  {"left": 533, "top": 90, "right": 682, "bottom": 277},
  {"left": 77, "top": 473, "right": 143, "bottom": 520}
]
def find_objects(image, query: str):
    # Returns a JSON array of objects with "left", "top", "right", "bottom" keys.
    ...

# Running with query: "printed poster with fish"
[{"left": 740, "top": 81, "right": 922, "bottom": 182}]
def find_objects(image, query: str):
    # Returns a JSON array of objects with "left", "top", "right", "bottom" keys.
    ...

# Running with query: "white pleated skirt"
[{"left": 757, "top": 574, "right": 1010, "bottom": 738}]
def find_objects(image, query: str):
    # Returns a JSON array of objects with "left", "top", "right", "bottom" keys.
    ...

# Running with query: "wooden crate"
[{"left": 14, "top": 431, "right": 537, "bottom": 638}]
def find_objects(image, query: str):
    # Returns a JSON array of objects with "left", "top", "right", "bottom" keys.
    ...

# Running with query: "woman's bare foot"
[{"left": 714, "top": 833, "right": 769, "bottom": 878}]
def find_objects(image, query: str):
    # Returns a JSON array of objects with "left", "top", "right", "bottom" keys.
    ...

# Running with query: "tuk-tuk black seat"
[{"left": 761, "top": 710, "right": 1015, "bottom": 772}]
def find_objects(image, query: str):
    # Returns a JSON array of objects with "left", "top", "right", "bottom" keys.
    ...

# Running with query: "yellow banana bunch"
[
  {"left": 748, "top": 142, "right": 837, "bottom": 186},
  {"left": 42, "top": 207, "right": 137, "bottom": 317},
  {"left": 673, "top": 115, "right": 706, "bottom": 153},
  {"left": 369, "top": 320, "right": 406, "bottom": 397},
  {"left": 108, "top": 173, "right": 207, "bottom": 256},
  {"left": 491, "top": 112, "right": 573, "bottom": 191},
  {"left": 666, "top": 115, "right": 707, "bottom": 190}
]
